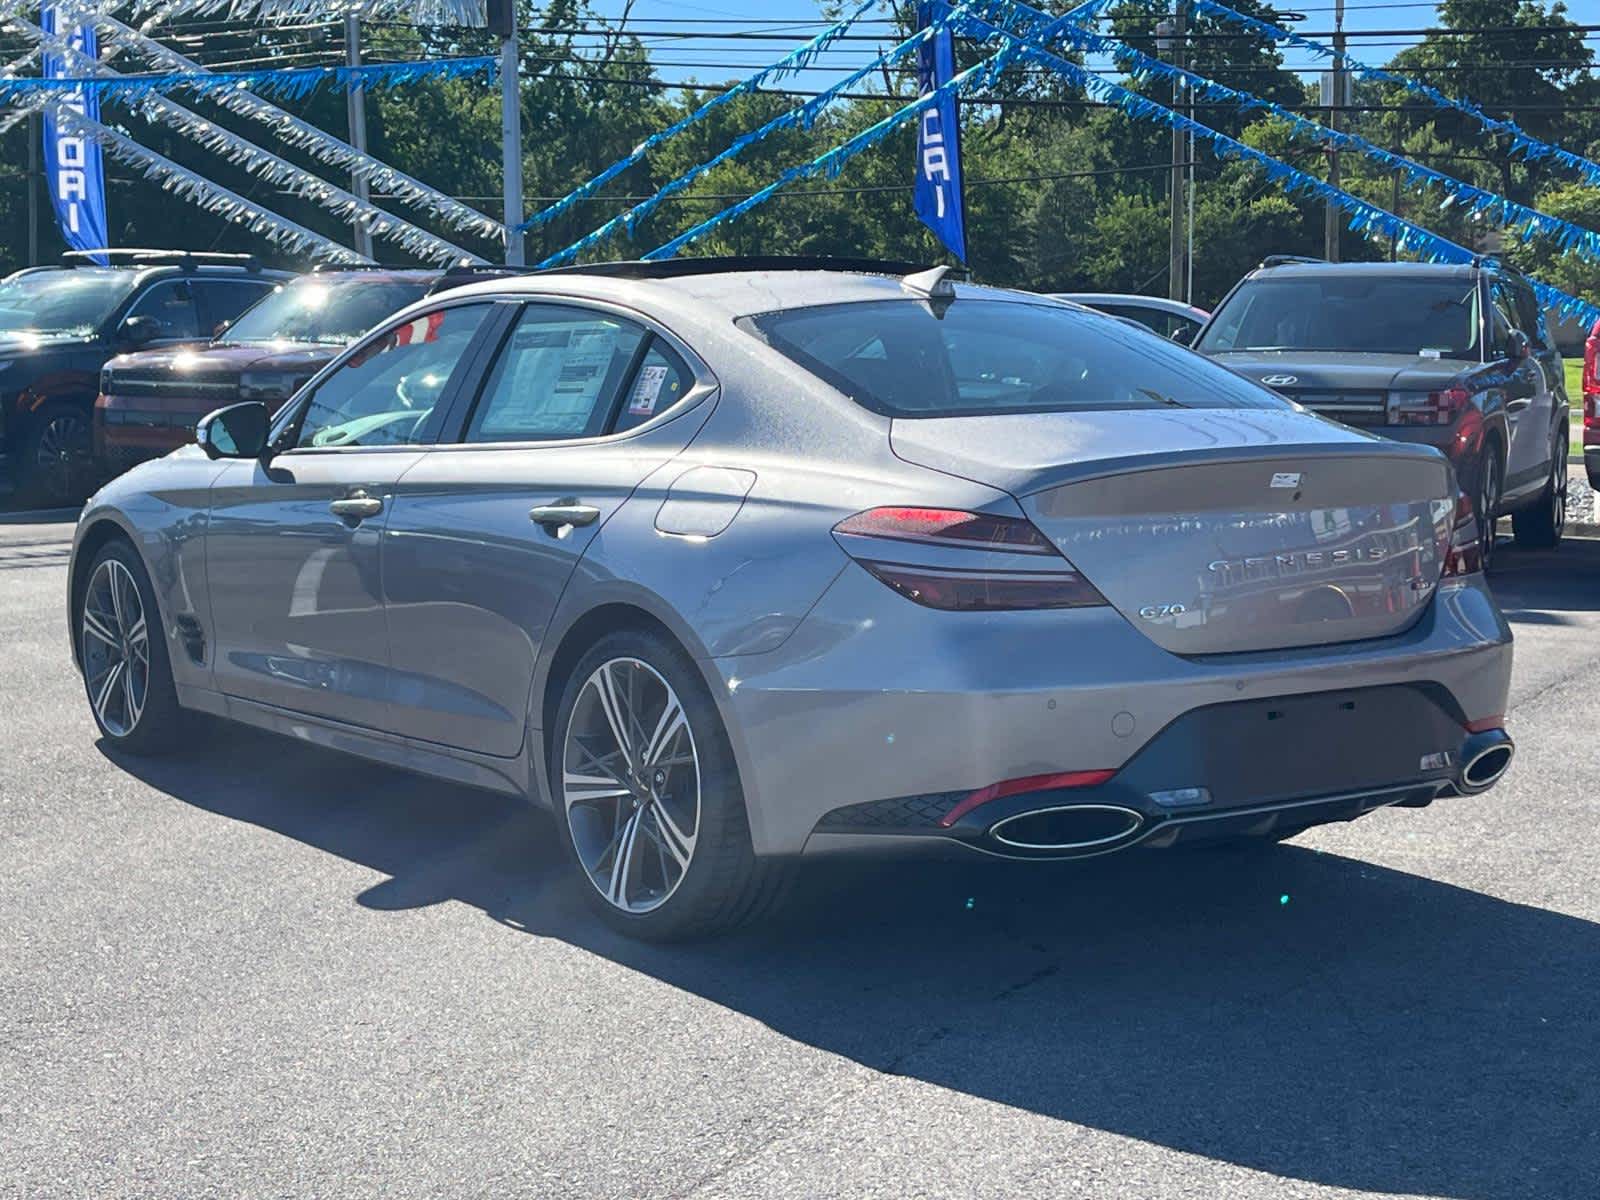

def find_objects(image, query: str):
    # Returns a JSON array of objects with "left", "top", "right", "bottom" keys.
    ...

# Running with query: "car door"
[
  {"left": 204, "top": 300, "right": 496, "bottom": 729},
  {"left": 379, "top": 299, "right": 713, "bottom": 758},
  {"left": 1490, "top": 277, "right": 1553, "bottom": 504}
]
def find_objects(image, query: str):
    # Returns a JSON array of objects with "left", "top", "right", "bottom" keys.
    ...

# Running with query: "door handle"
[
  {"left": 1506, "top": 397, "right": 1532, "bottom": 413},
  {"left": 329, "top": 491, "right": 384, "bottom": 520},
  {"left": 529, "top": 499, "right": 601, "bottom": 530}
]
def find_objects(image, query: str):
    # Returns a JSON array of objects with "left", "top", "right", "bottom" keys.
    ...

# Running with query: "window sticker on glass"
[{"left": 628, "top": 363, "right": 670, "bottom": 417}]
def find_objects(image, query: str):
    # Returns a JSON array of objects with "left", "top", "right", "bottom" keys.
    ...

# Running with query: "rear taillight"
[
  {"left": 833, "top": 507, "right": 1056, "bottom": 553},
  {"left": 1390, "top": 386, "right": 1472, "bottom": 427},
  {"left": 834, "top": 507, "right": 1107, "bottom": 611},
  {"left": 1442, "top": 490, "right": 1483, "bottom": 577}
]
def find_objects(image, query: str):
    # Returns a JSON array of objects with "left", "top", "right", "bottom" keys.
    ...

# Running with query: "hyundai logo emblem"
[{"left": 1260, "top": 374, "right": 1299, "bottom": 387}]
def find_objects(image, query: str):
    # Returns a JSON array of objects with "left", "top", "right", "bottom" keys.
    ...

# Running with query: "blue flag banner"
[
  {"left": 41, "top": 6, "right": 109, "bottom": 262},
  {"left": 914, "top": 2, "right": 967, "bottom": 262}
]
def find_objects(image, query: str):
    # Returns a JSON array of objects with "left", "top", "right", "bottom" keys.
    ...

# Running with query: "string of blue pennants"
[
  {"left": 0, "top": 54, "right": 498, "bottom": 104},
  {"left": 11, "top": 0, "right": 1600, "bottom": 330}
]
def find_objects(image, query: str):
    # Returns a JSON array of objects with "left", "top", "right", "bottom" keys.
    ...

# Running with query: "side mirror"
[
  {"left": 196, "top": 401, "right": 270, "bottom": 460},
  {"left": 1507, "top": 329, "right": 1532, "bottom": 360},
  {"left": 118, "top": 314, "right": 162, "bottom": 345}
]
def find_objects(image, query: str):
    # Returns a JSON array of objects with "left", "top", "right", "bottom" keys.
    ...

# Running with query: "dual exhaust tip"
[{"left": 984, "top": 728, "right": 1515, "bottom": 854}]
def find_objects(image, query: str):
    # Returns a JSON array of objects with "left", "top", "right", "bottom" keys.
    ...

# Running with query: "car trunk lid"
[{"left": 891, "top": 409, "right": 1454, "bottom": 654}]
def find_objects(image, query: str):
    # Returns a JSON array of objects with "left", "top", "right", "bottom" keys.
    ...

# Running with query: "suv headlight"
[{"left": 239, "top": 371, "right": 299, "bottom": 401}]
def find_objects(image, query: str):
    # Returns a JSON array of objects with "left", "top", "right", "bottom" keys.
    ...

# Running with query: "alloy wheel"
[
  {"left": 35, "top": 412, "right": 92, "bottom": 504},
  {"left": 1478, "top": 453, "right": 1500, "bottom": 570},
  {"left": 561, "top": 657, "right": 701, "bottom": 914},
  {"left": 81, "top": 559, "right": 150, "bottom": 738},
  {"left": 1552, "top": 450, "right": 1568, "bottom": 536}
]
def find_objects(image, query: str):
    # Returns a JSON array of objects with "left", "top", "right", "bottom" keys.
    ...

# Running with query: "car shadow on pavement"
[
  {"left": 1491, "top": 536, "right": 1600, "bottom": 616},
  {"left": 105, "top": 724, "right": 1599, "bottom": 1200}
]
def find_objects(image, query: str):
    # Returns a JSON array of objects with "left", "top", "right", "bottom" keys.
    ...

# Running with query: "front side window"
[
  {"left": 1198, "top": 275, "right": 1482, "bottom": 360},
  {"left": 746, "top": 298, "right": 1285, "bottom": 417},
  {"left": 292, "top": 303, "right": 491, "bottom": 449},
  {"left": 463, "top": 306, "right": 648, "bottom": 443},
  {"left": 124, "top": 280, "right": 200, "bottom": 340},
  {"left": 0, "top": 269, "right": 138, "bottom": 336},
  {"left": 193, "top": 279, "right": 277, "bottom": 338}
]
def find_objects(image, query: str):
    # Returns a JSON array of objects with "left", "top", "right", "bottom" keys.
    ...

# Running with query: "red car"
[
  {"left": 95, "top": 268, "right": 448, "bottom": 475},
  {"left": 1584, "top": 318, "right": 1600, "bottom": 490}
]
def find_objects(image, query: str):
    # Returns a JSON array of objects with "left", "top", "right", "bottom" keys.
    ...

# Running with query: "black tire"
[
  {"left": 1475, "top": 443, "right": 1503, "bottom": 572},
  {"left": 18, "top": 401, "right": 96, "bottom": 509},
  {"left": 78, "top": 538, "right": 185, "bottom": 755},
  {"left": 1511, "top": 436, "right": 1567, "bottom": 549},
  {"left": 549, "top": 628, "right": 791, "bottom": 940}
]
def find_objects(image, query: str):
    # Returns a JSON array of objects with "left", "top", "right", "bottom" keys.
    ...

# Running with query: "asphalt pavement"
[{"left": 2, "top": 511, "right": 1597, "bottom": 1199}]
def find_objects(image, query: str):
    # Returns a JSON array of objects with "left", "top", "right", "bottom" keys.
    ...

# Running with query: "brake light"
[
  {"left": 834, "top": 507, "right": 1056, "bottom": 553},
  {"left": 834, "top": 507, "right": 1108, "bottom": 610},
  {"left": 1390, "top": 386, "right": 1472, "bottom": 427},
  {"left": 1442, "top": 489, "right": 1483, "bottom": 577}
]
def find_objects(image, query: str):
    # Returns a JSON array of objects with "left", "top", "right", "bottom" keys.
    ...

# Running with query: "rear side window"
[
  {"left": 464, "top": 305, "right": 649, "bottom": 443},
  {"left": 744, "top": 298, "right": 1283, "bottom": 417},
  {"left": 614, "top": 341, "right": 692, "bottom": 433}
]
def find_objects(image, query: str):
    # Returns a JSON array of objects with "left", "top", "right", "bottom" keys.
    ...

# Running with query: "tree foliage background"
[{"left": 1, "top": 0, "right": 1596, "bottom": 313}]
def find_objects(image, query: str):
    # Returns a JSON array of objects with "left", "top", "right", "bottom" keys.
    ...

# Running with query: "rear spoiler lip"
[{"left": 998, "top": 439, "right": 1453, "bottom": 498}]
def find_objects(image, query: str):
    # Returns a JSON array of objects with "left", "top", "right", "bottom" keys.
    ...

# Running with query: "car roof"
[
  {"left": 1248, "top": 261, "right": 1480, "bottom": 282},
  {"left": 434, "top": 263, "right": 1049, "bottom": 321}
]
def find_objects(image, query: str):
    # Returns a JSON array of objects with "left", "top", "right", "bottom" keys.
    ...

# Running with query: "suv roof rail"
[
  {"left": 63, "top": 248, "right": 265, "bottom": 272},
  {"left": 1259, "top": 254, "right": 1326, "bottom": 269},
  {"left": 536, "top": 255, "right": 965, "bottom": 281}
]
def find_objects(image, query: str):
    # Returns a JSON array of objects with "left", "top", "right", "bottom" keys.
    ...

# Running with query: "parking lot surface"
[{"left": 2, "top": 511, "right": 1597, "bottom": 1199}]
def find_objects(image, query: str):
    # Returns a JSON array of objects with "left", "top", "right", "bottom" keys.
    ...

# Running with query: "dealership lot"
[{"left": 3, "top": 511, "right": 1597, "bottom": 1199}]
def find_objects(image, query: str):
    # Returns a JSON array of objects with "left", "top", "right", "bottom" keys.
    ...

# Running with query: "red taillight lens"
[
  {"left": 939, "top": 769, "right": 1118, "bottom": 828},
  {"left": 1442, "top": 489, "right": 1483, "bottom": 577},
  {"left": 856, "top": 561, "right": 1107, "bottom": 611},
  {"left": 834, "top": 507, "right": 1107, "bottom": 610},
  {"left": 1391, "top": 386, "right": 1472, "bottom": 427},
  {"left": 834, "top": 507, "right": 1056, "bottom": 553}
]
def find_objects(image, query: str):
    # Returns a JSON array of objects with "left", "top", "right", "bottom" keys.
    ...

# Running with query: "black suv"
[
  {"left": 1196, "top": 256, "right": 1569, "bottom": 566},
  {"left": 0, "top": 250, "right": 290, "bottom": 507}
]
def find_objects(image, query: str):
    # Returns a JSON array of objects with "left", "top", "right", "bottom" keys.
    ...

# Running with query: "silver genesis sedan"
[{"left": 68, "top": 258, "right": 1515, "bottom": 938}]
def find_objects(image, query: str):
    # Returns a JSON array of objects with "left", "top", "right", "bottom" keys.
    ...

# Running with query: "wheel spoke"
[
  {"left": 82, "top": 606, "right": 119, "bottom": 650},
  {"left": 592, "top": 663, "right": 634, "bottom": 760},
  {"left": 649, "top": 801, "right": 694, "bottom": 870},
  {"left": 106, "top": 568, "right": 126, "bottom": 629},
  {"left": 93, "top": 660, "right": 124, "bottom": 723},
  {"left": 123, "top": 660, "right": 143, "bottom": 727},
  {"left": 563, "top": 771, "right": 633, "bottom": 805},
  {"left": 607, "top": 808, "right": 644, "bottom": 907},
  {"left": 643, "top": 695, "right": 686, "bottom": 767}
]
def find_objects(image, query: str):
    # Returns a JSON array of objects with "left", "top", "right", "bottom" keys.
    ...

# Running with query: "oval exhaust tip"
[
  {"left": 989, "top": 804, "right": 1144, "bottom": 852},
  {"left": 1462, "top": 743, "right": 1513, "bottom": 790}
]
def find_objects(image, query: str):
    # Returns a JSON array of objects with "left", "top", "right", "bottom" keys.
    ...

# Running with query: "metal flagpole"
[
  {"left": 344, "top": 14, "right": 374, "bottom": 259},
  {"left": 491, "top": 0, "right": 525, "bottom": 266}
]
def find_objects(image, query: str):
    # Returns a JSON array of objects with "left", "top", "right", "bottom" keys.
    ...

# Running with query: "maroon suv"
[{"left": 95, "top": 268, "right": 447, "bottom": 474}]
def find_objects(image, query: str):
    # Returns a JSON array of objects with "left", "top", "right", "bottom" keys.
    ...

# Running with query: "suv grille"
[
  {"left": 1282, "top": 389, "right": 1387, "bottom": 427},
  {"left": 110, "top": 372, "right": 240, "bottom": 403}
]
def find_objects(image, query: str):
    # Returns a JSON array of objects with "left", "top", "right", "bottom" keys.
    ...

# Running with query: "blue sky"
[{"left": 585, "top": 0, "right": 1600, "bottom": 92}]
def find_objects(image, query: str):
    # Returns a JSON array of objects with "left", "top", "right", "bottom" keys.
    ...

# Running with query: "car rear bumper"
[{"left": 710, "top": 565, "right": 1513, "bottom": 856}]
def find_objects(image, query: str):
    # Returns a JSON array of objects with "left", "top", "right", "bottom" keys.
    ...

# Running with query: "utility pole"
[
  {"left": 1159, "top": 9, "right": 1187, "bottom": 302},
  {"left": 26, "top": 110, "right": 39, "bottom": 266},
  {"left": 490, "top": 0, "right": 525, "bottom": 266},
  {"left": 343, "top": 14, "right": 374, "bottom": 260},
  {"left": 1323, "top": 0, "right": 1346, "bottom": 261}
]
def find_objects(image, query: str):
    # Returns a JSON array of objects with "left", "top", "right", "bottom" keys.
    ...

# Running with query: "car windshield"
[
  {"left": 743, "top": 298, "right": 1286, "bottom": 417},
  {"left": 0, "top": 269, "right": 137, "bottom": 337},
  {"left": 221, "top": 278, "right": 430, "bottom": 346},
  {"left": 1198, "top": 275, "right": 1482, "bottom": 359}
]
